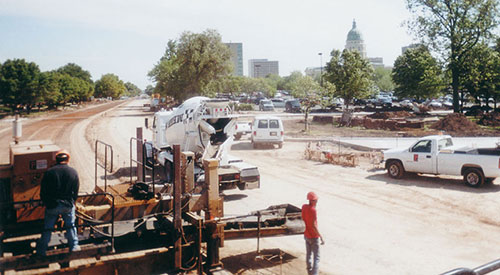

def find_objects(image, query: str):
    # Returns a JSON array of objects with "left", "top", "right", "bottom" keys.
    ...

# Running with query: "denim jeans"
[
  {"left": 305, "top": 237, "right": 320, "bottom": 275},
  {"left": 36, "top": 202, "right": 79, "bottom": 255}
]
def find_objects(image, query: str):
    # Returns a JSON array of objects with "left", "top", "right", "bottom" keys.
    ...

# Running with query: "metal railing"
[
  {"left": 129, "top": 138, "right": 156, "bottom": 197},
  {"left": 441, "top": 259, "right": 500, "bottom": 275},
  {"left": 95, "top": 140, "right": 113, "bottom": 192}
]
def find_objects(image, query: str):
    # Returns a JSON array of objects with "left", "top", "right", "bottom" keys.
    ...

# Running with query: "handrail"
[
  {"left": 95, "top": 140, "right": 114, "bottom": 192},
  {"left": 441, "top": 259, "right": 500, "bottom": 275},
  {"left": 129, "top": 137, "right": 156, "bottom": 197}
]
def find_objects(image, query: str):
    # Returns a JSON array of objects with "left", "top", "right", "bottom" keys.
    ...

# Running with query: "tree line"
[{"left": 0, "top": 60, "right": 142, "bottom": 114}]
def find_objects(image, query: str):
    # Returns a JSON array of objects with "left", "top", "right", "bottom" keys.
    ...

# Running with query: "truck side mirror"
[{"left": 145, "top": 118, "right": 149, "bottom": 129}]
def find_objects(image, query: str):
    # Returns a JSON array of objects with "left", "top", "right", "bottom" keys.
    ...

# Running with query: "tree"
[
  {"left": 124, "top": 82, "right": 142, "bottom": 96},
  {"left": 148, "top": 29, "right": 232, "bottom": 101},
  {"left": 406, "top": 0, "right": 500, "bottom": 112},
  {"left": 461, "top": 43, "right": 500, "bottom": 109},
  {"left": 372, "top": 67, "right": 395, "bottom": 92},
  {"left": 288, "top": 73, "right": 335, "bottom": 131},
  {"left": 392, "top": 46, "right": 444, "bottom": 101},
  {"left": 57, "top": 63, "right": 93, "bottom": 83},
  {"left": 144, "top": 85, "right": 155, "bottom": 96},
  {"left": 324, "top": 49, "right": 374, "bottom": 109},
  {"left": 94, "top": 74, "right": 126, "bottom": 99},
  {"left": 0, "top": 59, "right": 41, "bottom": 113},
  {"left": 38, "top": 71, "right": 62, "bottom": 109}
]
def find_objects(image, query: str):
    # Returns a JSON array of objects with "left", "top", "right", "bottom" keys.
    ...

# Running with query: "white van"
[{"left": 251, "top": 116, "right": 284, "bottom": 149}]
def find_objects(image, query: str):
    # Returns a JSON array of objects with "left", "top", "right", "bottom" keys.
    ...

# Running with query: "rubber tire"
[
  {"left": 278, "top": 143, "right": 283, "bottom": 149},
  {"left": 387, "top": 160, "right": 405, "bottom": 179},
  {"left": 234, "top": 134, "right": 242, "bottom": 141},
  {"left": 464, "top": 168, "right": 484, "bottom": 187},
  {"left": 253, "top": 142, "right": 258, "bottom": 149}
]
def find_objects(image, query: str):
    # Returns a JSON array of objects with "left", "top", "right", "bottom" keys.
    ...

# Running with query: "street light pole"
[{"left": 318, "top": 52, "right": 323, "bottom": 87}]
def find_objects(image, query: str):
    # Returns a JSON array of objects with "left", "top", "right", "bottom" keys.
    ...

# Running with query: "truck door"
[{"left": 405, "top": 139, "right": 436, "bottom": 174}]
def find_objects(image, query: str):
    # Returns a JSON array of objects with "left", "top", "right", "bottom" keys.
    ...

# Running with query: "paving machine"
[{"left": 0, "top": 128, "right": 303, "bottom": 274}]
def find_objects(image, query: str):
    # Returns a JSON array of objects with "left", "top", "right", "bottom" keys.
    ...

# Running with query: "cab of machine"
[{"left": 251, "top": 116, "right": 284, "bottom": 149}]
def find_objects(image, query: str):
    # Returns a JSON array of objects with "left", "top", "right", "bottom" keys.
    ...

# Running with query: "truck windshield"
[{"left": 412, "top": 140, "right": 432, "bottom": 153}]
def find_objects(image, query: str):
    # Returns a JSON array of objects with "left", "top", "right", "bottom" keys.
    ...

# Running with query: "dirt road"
[{"left": 5, "top": 99, "right": 499, "bottom": 274}]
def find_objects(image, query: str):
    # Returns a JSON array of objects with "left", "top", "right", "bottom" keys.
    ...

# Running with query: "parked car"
[
  {"left": 400, "top": 99, "right": 413, "bottom": 108},
  {"left": 427, "top": 100, "right": 442, "bottom": 108},
  {"left": 259, "top": 99, "right": 275, "bottom": 111},
  {"left": 251, "top": 116, "right": 284, "bottom": 149},
  {"left": 271, "top": 98, "right": 286, "bottom": 108},
  {"left": 285, "top": 99, "right": 301, "bottom": 113}
]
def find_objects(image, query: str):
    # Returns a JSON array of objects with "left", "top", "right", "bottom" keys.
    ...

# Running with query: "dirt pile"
[
  {"left": 367, "top": 111, "right": 414, "bottom": 119},
  {"left": 479, "top": 112, "right": 500, "bottom": 126},
  {"left": 431, "top": 113, "right": 482, "bottom": 135}
]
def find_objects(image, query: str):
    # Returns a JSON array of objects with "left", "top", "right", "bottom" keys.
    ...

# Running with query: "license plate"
[{"left": 270, "top": 132, "right": 277, "bottom": 136}]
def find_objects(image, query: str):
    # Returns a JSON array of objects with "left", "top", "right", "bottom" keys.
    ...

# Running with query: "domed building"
[{"left": 345, "top": 19, "right": 366, "bottom": 58}]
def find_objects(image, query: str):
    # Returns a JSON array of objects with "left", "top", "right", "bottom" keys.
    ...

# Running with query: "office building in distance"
[
  {"left": 225, "top": 43, "right": 243, "bottom": 76},
  {"left": 248, "top": 59, "right": 279, "bottom": 78}
]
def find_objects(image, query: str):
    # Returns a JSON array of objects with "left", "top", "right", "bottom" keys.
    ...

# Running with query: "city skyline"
[{"left": 1, "top": 0, "right": 414, "bottom": 89}]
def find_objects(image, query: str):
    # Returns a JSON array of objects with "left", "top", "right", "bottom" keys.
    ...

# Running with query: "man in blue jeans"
[
  {"left": 302, "top": 191, "right": 325, "bottom": 275},
  {"left": 37, "top": 150, "right": 80, "bottom": 256}
]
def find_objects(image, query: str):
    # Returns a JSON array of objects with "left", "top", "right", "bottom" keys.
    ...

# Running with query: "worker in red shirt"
[{"left": 302, "top": 191, "right": 324, "bottom": 275}]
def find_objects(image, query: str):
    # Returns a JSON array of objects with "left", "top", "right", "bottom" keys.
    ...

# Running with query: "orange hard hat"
[
  {"left": 307, "top": 191, "right": 318, "bottom": 201},
  {"left": 55, "top": 149, "right": 70, "bottom": 163}
]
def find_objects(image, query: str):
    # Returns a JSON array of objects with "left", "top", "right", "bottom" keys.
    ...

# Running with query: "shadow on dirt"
[
  {"left": 221, "top": 194, "right": 248, "bottom": 202},
  {"left": 221, "top": 248, "right": 296, "bottom": 274},
  {"left": 366, "top": 173, "right": 500, "bottom": 193},
  {"left": 231, "top": 142, "right": 280, "bottom": 151}
]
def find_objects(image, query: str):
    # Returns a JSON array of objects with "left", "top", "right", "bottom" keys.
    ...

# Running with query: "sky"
[{"left": 0, "top": 0, "right": 415, "bottom": 90}]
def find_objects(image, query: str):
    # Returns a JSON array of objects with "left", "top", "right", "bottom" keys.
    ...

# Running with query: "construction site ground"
[{"left": 2, "top": 99, "right": 500, "bottom": 275}]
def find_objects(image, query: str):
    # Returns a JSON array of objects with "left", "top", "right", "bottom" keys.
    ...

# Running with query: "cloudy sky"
[{"left": 1, "top": 0, "right": 415, "bottom": 89}]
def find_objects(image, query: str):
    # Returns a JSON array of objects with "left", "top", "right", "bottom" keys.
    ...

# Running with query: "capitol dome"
[
  {"left": 347, "top": 20, "right": 363, "bottom": 41},
  {"left": 345, "top": 19, "right": 366, "bottom": 58}
]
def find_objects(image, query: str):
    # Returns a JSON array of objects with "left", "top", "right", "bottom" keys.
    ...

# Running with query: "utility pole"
[{"left": 318, "top": 53, "right": 323, "bottom": 87}]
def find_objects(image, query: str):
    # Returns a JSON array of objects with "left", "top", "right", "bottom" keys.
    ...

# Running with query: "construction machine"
[
  {"left": 147, "top": 96, "right": 260, "bottom": 191},
  {"left": 0, "top": 118, "right": 303, "bottom": 274}
]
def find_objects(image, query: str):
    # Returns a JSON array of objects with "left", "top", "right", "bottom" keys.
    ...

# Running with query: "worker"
[
  {"left": 36, "top": 150, "right": 80, "bottom": 256},
  {"left": 302, "top": 191, "right": 325, "bottom": 275}
]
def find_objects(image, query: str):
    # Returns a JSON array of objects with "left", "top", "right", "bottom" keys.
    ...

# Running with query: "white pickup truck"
[{"left": 383, "top": 135, "right": 500, "bottom": 187}]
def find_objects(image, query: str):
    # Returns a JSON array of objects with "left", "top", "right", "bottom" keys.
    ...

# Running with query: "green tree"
[
  {"left": 38, "top": 71, "right": 62, "bottom": 109},
  {"left": 94, "top": 74, "right": 126, "bottom": 99},
  {"left": 392, "top": 46, "right": 444, "bottom": 101},
  {"left": 324, "top": 49, "right": 374, "bottom": 109},
  {"left": 144, "top": 85, "right": 155, "bottom": 96},
  {"left": 148, "top": 29, "right": 232, "bottom": 101},
  {"left": 124, "top": 82, "right": 142, "bottom": 96},
  {"left": 406, "top": 0, "right": 500, "bottom": 112},
  {"left": 288, "top": 74, "right": 335, "bottom": 131},
  {"left": 461, "top": 43, "right": 500, "bottom": 109},
  {"left": 0, "top": 59, "right": 41, "bottom": 113},
  {"left": 372, "top": 67, "right": 395, "bottom": 92},
  {"left": 57, "top": 63, "right": 93, "bottom": 83}
]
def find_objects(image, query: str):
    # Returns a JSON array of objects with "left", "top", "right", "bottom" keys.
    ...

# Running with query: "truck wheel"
[
  {"left": 464, "top": 168, "right": 484, "bottom": 187},
  {"left": 387, "top": 160, "right": 404, "bottom": 179},
  {"left": 253, "top": 142, "right": 258, "bottom": 149},
  {"left": 234, "top": 134, "right": 242, "bottom": 140},
  {"left": 278, "top": 143, "right": 283, "bottom": 149}
]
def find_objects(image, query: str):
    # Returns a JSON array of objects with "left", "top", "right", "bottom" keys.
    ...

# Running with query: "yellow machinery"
[{"left": 0, "top": 132, "right": 303, "bottom": 274}]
